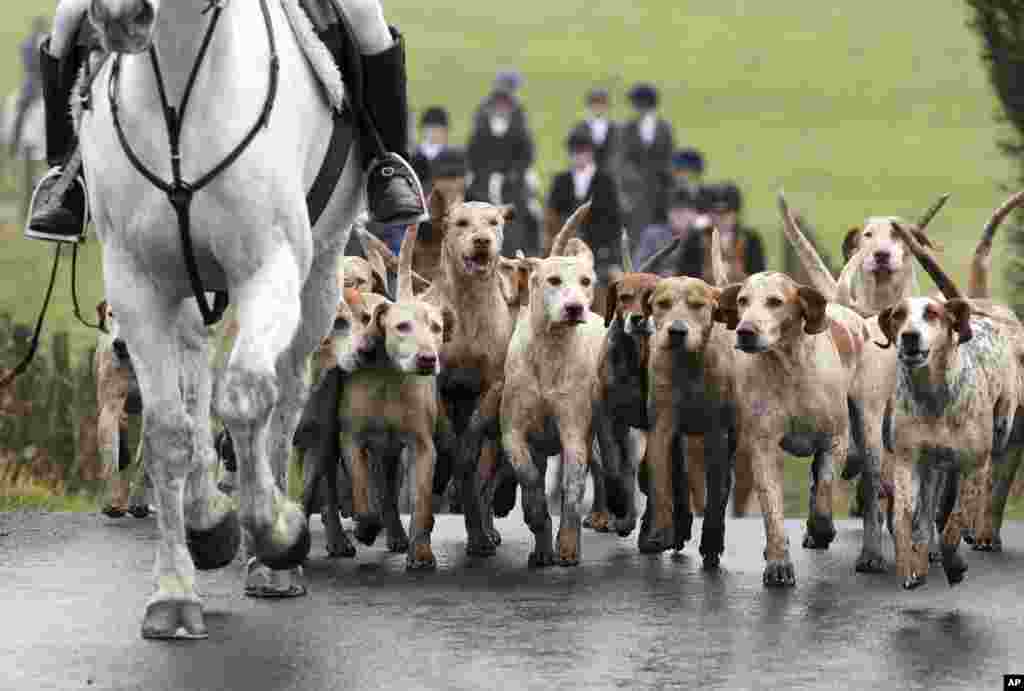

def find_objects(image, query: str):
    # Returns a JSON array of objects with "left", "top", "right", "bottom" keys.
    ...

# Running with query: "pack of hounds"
[{"left": 95, "top": 186, "right": 1024, "bottom": 591}]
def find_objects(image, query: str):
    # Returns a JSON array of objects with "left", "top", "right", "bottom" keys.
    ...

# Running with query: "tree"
[{"left": 966, "top": 1, "right": 1024, "bottom": 316}]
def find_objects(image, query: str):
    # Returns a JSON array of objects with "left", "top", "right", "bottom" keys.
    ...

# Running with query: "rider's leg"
[
  {"left": 25, "top": 0, "right": 90, "bottom": 243},
  {"left": 332, "top": 0, "right": 426, "bottom": 225},
  {"left": 50, "top": 0, "right": 91, "bottom": 59}
]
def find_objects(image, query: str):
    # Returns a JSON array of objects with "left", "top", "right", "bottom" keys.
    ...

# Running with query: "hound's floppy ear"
[
  {"left": 605, "top": 280, "right": 621, "bottom": 327},
  {"left": 640, "top": 285, "right": 657, "bottom": 318},
  {"left": 876, "top": 305, "right": 897, "bottom": 349},
  {"left": 370, "top": 268, "right": 388, "bottom": 296},
  {"left": 714, "top": 283, "right": 742, "bottom": 330},
  {"left": 372, "top": 301, "right": 391, "bottom": 334},
  {"left": 797, "top": 284, "right": 828, "bottom": 335},
  {"left": 944, "top": 298, "right": 974, "bottom": 345},
  {"left": 96, "top": 301, "right": 109, "bottom": 334},
  {"left": 442, "top": 306, "right": 457, "bottom": 344},
  {"left": 842, "top": 227, "right": 862, "bottom": 263},
  {"left": 429, "top": 188, "right": 449, "bottom": 228},
  {"left": 500, "top": 204, "right": 516, "bottom": 222}
]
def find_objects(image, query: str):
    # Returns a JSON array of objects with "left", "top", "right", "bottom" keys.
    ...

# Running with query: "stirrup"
[
  {"left": 24, "top": 166, "right": 90, "bottom": 244},
  {"left": 366, "top": 152, "right": 429, "bottom": 225}
]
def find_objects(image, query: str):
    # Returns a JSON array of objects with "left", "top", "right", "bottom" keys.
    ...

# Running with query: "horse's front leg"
[
  {"left": 180, "top": 301, "right": 241, "bottom": 571},
  {"left": 109, "top": 281, "right": 206, "bottom": 639},
  {"left": 217, "top": 244, "right": 311, "bottom": 598}
]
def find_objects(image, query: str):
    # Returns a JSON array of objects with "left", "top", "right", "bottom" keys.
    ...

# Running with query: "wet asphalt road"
[{"left": 1, "top": 510, "right": 1022, "bottom": 691}]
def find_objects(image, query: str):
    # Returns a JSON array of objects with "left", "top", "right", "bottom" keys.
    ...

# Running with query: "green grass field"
[{"left": 0, "top": 1, "right": 1020, "bottom": 516}]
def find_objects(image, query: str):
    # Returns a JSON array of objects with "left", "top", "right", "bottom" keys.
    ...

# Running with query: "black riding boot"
[
  {"left": 359, "top": 29, "right": 427, "bottom": 225},
  {"left": 25, "top": 40, "right": 88, "bottom": 244}
]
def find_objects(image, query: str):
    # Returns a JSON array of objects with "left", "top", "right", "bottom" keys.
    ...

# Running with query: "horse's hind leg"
[
  {"left": 180, "top": 300, "right": 241, "bottom": 570},
  {"left": 109, "top": 287, "right": 206, "bottom": 639},
  {"left": 217, "top": 246, "right": 310, "bottom": 586}
]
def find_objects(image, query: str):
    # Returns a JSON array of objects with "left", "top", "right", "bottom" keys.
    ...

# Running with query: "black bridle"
[{"left": 107, "top": 0, "right": 279, "bottom": 325}]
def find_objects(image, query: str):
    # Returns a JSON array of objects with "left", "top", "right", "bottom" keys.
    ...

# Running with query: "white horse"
[{"left": 80, "top": 0, "right": 363, "bottom": 638}]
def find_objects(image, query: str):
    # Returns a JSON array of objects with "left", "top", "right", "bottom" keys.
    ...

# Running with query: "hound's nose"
[
  {"left": 112, "top": 339, "right": 129, "bottom": 359},
  {"left": 629, "top": 313, "right": 646, "bottom": 328},
  {"left": 565, "top": 303, "right": 585, "bottom": 322},
  {"left": 735, "top": 323, "right": 759, "bottom": 349},
  {"left": 667, "top": 320, "right": 689, "bottom": 343},
  {"left": 473, "top": 236, "right": 492, "bottom": 250},
  {"left": 873, "top": 250, "right": 891, "bottom": 266},
  {"left": 416, "top": 353, "right": 438, "bottom": 371},
  {"left": 900, "top": 331, "right": 922, "bottom": 352}
]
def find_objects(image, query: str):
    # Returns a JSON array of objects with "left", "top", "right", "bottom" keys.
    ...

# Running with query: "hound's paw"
[
  {"left": 465, "top": 534, "right": 497, "bottom": 557},
  {"left": 638, "top": 528, "right": 673, "bottom": 554},
  {"left": 971, "top": 535, "right": 997, "bottom": 552},
  {"left": 406, "top": 543, "right": 436, "bottom": 571},
  {"left": 527, "top": 549, "right": 556, "bottom": 568},
  {"left": 702, "top": 553, "right": 721, "bottom": 570},
  {"left": 928, "top": 549, "right": 943, "bottom": 564},
  {"left": 141, "top": 599, "right": 208, "bottom": 640},
  {"left": 854, "top": 551, "right": 886, "bottom": 574},
  {"left": 902, "top": 572, "right": 926, "bottom": 590},
  {"left": 699, "top": 531, "right": 725, "bottom": 567},
  {"left": 129, "top": 504, "right": 152, "bottom": 519},
  {"left": 762, "top": 560, "right": 796, "bottom": 587},
  {"left": 961, "top": 528, "right": 976, "bottom": 545},
  {"left": 101, "top": 505, "right": 127, "bottom": 519},
  {"left": 585, "top": 511, "right": 611, "bottom": 533},
  {"left": 353, "top": 514, "right": 383, "bottom": 546},
  {"left": 614, "top": 516, "right": 637, "bottom": 538},
  {"left": 387, "top": 532, "right": 410, "bottom": 554},
  {"left": 325, "top": 531, "right": 357, "bottom": 558},
  {"left": 802, "top": 516, "right": 836, "bottom": 550},
  {"left": 486, "top": 526, "right": 503, "bottom": 546},
  {"left": 557, "top": 527, "right": 580, "bottom": 566},
  {"left": 674, "top": 511, "right": 694, "bottom": 547},
  {"left": 942, "top": 549, "right": 968, "bottom": 586}
]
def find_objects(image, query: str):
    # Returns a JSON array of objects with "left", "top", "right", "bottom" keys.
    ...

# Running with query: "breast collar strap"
[{"left": 108, "top": 0, "right": 279, "bottom": 325}]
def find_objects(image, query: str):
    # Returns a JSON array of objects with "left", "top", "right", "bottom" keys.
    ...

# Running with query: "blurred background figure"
[
  {"left": 467, "top": 69, "right": 541, "bottom": 256},
  {"left": 633, "top": 184, "right": 709, "bottom": 273},
  {"left": 701, "top": 182, "right": 766, "bottom": 283},
  {"left": 670, "top": 147, "right": 705, "bottom": 193},
  {"left": 410, "top": 105, "right": 450, "bottom": 186},
  {"left": 8, "top": 16, "right": 48, "bottom": 159},
  {"left": 544, "top": 129, "right": 621, "bottom": 314},
  {"left": 569, "top": 86, "right": 618, "bottom": 171},
  {"left": 617, "top": 82, "right": 674, "bottom": 237}
]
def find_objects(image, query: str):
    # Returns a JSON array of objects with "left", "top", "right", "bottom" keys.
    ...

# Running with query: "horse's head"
[{"left": 89, "top": 0, "right": 159, "bottom": 54}]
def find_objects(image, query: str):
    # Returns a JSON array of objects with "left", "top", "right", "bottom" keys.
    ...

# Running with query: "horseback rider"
[
  {"left": 9, "top": 16, "right": 49, "bottom": 159},
  {"left": 26, "top": 0, "right": 427, "bottom": 243}
]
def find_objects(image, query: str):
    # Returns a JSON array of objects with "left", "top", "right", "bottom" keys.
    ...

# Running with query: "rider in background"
[
  {"left": 9, "top": 16, "right": 49, "bottom": 159},
  {"left": 26, "top": 0, "right": 427, "bottom": 243}
]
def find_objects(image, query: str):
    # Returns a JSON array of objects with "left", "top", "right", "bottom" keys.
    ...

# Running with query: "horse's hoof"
[
  {"left": 141, "top": 600, "right": 208, "bottom": 640},
  {"left": 186, "top": 509, "right": 242, "bottom": 571},
  {"left": 486, "top": 526, "right": 503, "bottom": 547},
  {"left": 528, "top": 550, "right": 556, "bottom": 568},
  {"left": 903, "top": 573, "right": 926, "bottom": 590},
  {"left": 465, "top": 535, "right": 497, "bottom": 557},
  {"left": 763, "top": 560, "right": 796, "bottom": 587},
  {"left": 102, "top": 505, "right": 126, "bottom": 519},
  {"left": 387, "top": 533, "right": 410, "bottom": 554},
  {"left": 260, "top": 520, "right": 311, "bottom": 571},
  {"left": 129, "top": 504, "right": 151, "bottom": 519},
  {"left": 854, "top": 552, "right": 886, "bottom": 574}
]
